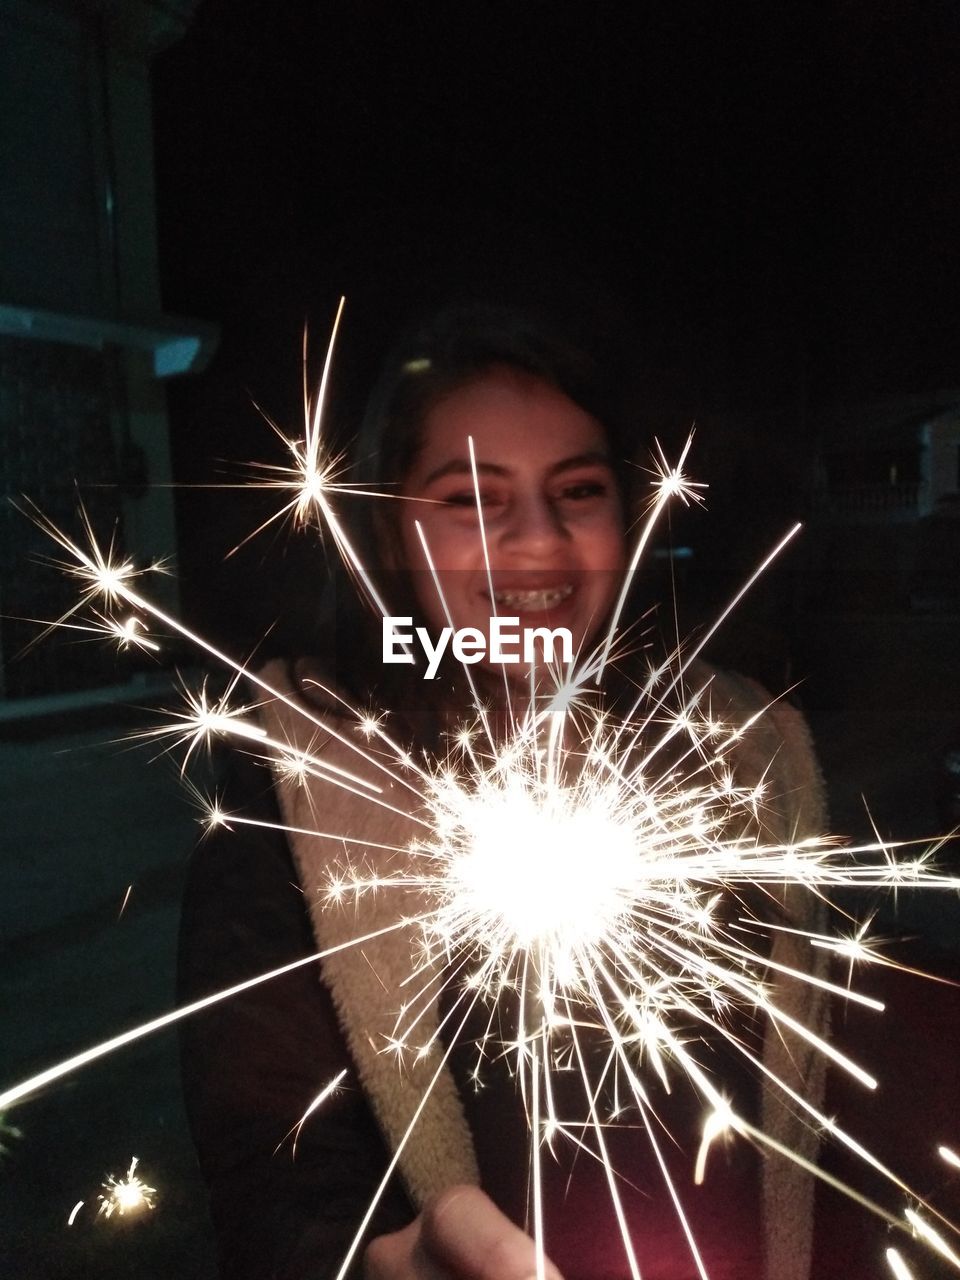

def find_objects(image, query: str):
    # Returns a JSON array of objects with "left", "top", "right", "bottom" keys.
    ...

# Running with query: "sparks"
[
  {"left": 244, "top": 298, "right": 358, "bottom": 539},
  {"left": 275, "top": 1069, "right": 349, "bottom": 1158},
  {"left": 9, "top": 325, "right": 960, "bottom": 1280},
  {"left": 13, "top": 498, "right": 169, "bottom": 654},
  {"left": 137, "top": 673, "right": 268, "bottom": 773},
  {"left": 225, "top": 300, "right": 409, "bottom": 646},
  {"left": 905, "top": 1207, "right": 960, "bottom": 1269},
  {"left": 117, "top": 885, "right": 134, "bottom": 920},
  {"left": 886, "top": 1247, "right": 916, "bottom": 1280},
  {"left": 96, "top": 1157, "right": 156, "bottom": 1220}
]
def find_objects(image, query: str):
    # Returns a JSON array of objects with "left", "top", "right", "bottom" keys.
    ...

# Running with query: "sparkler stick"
[
  {"left": 564, "top": 1017, "right": 647, "bottom": 1280},
  {"left": 529, "top": 1040, "right": 550, "bottom": 1280}
]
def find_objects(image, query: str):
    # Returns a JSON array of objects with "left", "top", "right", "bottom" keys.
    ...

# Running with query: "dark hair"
[
  {"left": 314, "top": 299, "right": 646, "bottom": 744},
  {"left": 355, "top": 300, "right": 638, "bottom": 558}
]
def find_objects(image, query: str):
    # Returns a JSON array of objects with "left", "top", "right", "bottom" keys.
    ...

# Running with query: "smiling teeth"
[{"left": 492, "top": 585, "right": 574, "bottom": 610}]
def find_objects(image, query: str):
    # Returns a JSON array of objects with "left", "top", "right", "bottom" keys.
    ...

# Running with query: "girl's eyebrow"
[
  {"left": 419, "top": 450, "right": 613, "bottom": 488},
  {"left": 420, "top": 459, "right": 507, "bottom": 486},
  {"left": 549, "top": 450, "right": 614, "bottom": 477}
]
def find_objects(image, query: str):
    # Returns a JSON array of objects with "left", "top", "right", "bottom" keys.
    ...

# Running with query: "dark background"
[
  {"left": 5, "top": 5, "right": 960, "bottom": 1278},
  {"left": 152, "top": 0, "right": 960, "bottom": 399},
  {"left": 154, "top": 0, "right": 960, "bottom": 406},
  {"left": 150, "top": 0, "right": 960, "bottom": 675}
]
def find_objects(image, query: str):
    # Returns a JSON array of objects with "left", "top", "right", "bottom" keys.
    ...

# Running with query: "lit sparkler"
[
  {"left": 14, "top": 609, "right": 162, "bottom": 655},
  {"left": 226, "top": 297, "right": 409, "bottom": 636},
  {"left": 6, "top": 322, "right": 960, "bottom": 1279},
  {"left": 14, "top": 498, "right": 168, "bottom": 645},
  {"left": 301, "top": 666, "right": 959, "bottom": 1278},
  {"left": 231, "top": 300, "right": 359, "bottom": 543},
  {"left": 96, "top": 1156, "right": 157, "bottom": 1220}
]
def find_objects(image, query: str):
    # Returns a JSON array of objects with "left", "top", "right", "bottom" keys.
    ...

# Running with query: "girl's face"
[{"left": 395, "top": 368, "right": 627, "bottom": 676}]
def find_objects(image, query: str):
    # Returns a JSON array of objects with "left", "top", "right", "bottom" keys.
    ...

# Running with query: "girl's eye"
[
  {"left": 558, "top": 480, "right": 609, "bottom": 501},
  {"left": 443, "top": 491, "right": 504, "bottom": 510}
]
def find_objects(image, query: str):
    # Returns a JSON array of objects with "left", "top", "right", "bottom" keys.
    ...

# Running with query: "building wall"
[
  {"left": 0, "top": 3, "right": 107, "bottom": 313},
  {"left": 0, "top": 0, "right": 199, "bottom": 697},
  {"left": 924, "top": 416, "right": 960, "bottom": 509},
  {"left": 0, "top": 335, "right": 123, "bottom": 698}
]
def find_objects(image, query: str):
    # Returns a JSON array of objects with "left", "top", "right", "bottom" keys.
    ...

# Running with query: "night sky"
[
  {"left": 150, "top": 0, "right": 960, "bottom": 648},
  {"left": 154, "top": 2, "right": 960, "bottom": 396}
]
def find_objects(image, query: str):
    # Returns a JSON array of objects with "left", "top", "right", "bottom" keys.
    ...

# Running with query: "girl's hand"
[{"left": 363, "top": 1185, "right": 565, "bottom": 1280}]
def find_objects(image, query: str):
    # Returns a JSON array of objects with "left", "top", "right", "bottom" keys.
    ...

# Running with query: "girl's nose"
[{"left": 499, "top": 494, "right": 568, "bottom": 555}]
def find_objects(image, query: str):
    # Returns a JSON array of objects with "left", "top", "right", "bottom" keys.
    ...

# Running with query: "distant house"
[
  {"left": 806, "top": 395, "right": 960, "bottom": 610},
  {"left": 811, "top": 395, "right": 960, "bottom": 522}
]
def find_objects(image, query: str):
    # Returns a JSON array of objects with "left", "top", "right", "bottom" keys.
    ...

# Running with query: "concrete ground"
[
  {"left": 0, "top": 630, "right": 957, "bottom": 1279},
  {"left": 1, "top": 699, "right": 218, "bottom": 1279}
]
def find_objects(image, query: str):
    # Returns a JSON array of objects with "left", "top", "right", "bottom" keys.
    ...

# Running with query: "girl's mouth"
[{"left": 491, "top": 583, "right": 574, "bottom": 612}]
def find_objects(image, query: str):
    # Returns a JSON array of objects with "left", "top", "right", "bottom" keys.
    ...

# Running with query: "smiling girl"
[
  {"left": 392, "top": 366, "right": 626, "bottom": 678},
  {"left": 178, "top": 302, "right": 830, "bottom": 1280}
]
